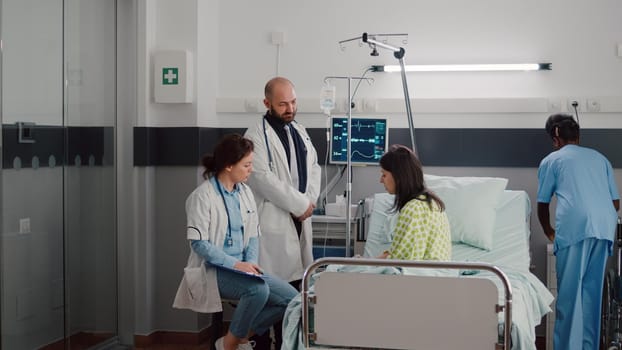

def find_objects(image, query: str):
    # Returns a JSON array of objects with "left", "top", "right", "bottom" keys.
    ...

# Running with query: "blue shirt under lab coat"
[{"left": 191, "top": 177, "right": 258, "bottom": 268}]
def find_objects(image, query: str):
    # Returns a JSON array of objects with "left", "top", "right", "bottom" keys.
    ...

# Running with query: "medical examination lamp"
[{"left": 371, "top": 63, "right": 552, "bottom": 72}]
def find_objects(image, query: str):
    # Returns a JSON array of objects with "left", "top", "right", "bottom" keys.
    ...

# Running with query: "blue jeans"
[{"left": 216, "top": 267, "right": 297, "bottom": 339}]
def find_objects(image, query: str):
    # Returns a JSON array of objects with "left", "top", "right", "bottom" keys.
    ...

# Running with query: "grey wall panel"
[{"left": 134, "top": 127, "right": 622, "bottom": 168}]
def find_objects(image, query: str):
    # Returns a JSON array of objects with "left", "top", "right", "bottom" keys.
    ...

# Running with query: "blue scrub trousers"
[
  {"left": 216, "top": 267, "right": 297, "bottom": 339},
  {"left": 554, "top": 238, "right": 610, "bottom": 350}
]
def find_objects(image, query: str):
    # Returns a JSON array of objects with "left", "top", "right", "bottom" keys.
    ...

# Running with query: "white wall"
[
  {"left": 212, "top": 0, "right": 622, "bottom": 128},
  {"left": 140, "top": 0, "right": 622, "bottom": 128},
  {"left": 137, "top": 0, "right": 199, "bottom": 127}
]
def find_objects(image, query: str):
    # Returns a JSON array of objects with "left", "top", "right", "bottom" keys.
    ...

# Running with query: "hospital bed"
[{"left": 283, "top": 176, "right": 554, "bottom": 350}]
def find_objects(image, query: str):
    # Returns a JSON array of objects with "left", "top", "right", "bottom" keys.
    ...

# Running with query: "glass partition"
[{"left": 0, "top": 0, "right": 117, "bottom": 348}]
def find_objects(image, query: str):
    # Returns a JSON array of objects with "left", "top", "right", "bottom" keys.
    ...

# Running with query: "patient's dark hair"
[
  {"left": 201, "top": 134, "right": 254, "bottom": 179},
  {"left": 379, "top": 144, "right": 444, "bottom": 212},
  {"left": 545, "top": 113, "right": 579, "bottom": 142}
]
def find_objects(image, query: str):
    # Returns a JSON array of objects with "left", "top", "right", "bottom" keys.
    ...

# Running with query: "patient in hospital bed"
[
  {"left": 361, "top": 172, "right": 554, "bottom": 349},
  {"left": 282, "top": 146, "right": 552, "bottom": 349},
  {"left": 375, "top": 144, "right": 451, "bottom": 262}
]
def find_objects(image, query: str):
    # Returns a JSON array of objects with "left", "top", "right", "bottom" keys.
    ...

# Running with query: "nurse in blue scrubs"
[{"left": 537, "top": 113, "right": 620, "bottom": 350}]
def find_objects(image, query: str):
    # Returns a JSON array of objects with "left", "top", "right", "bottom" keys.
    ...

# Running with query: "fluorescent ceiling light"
[{"left": 372, "top": 63, "right": 552, "bottom": 72}]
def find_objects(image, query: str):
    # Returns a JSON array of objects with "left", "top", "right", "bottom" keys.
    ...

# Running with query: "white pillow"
[{"left": 424, "top": 174, "right": 508, "bottom": 250}]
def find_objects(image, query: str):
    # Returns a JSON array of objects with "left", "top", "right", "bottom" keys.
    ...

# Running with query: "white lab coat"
[
  {"left": 244, "top": 118, "right": 321, "bottom": 282},
  {"left": 172, "top": 179, "right": 260, "bottom": 313}
]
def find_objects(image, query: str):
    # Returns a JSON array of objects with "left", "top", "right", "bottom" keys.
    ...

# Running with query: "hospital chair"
[{"left": 602, "top": 217, "right": 622, "bottom": 350}]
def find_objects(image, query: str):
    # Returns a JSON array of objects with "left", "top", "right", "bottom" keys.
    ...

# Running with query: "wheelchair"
[{"left": 601, "top": 217, "right": 622, "bottom": 350}]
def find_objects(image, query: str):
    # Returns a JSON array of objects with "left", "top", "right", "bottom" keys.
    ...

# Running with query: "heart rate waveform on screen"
[{"left": 330, "top": 117, "right": 388, "bottom": 165}]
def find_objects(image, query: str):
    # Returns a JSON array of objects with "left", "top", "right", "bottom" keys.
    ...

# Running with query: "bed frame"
[{"left": 301, "top": 257, "right": 512, "bottom": 350}]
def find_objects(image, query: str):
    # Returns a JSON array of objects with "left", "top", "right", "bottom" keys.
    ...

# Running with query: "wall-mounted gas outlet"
[
  {"left": 19, "top": 218, "right": 31, "bottom": 234},
  {"left": 566, "top": 99, "right": 583, "bottom": 113}
]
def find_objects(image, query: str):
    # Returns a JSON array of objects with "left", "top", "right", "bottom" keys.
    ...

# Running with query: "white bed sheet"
[{"left": 452, "top": 190, "right": 532, "bottom": 271}]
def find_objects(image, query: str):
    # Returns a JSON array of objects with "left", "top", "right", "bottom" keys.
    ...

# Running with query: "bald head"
[
  {"left": 263, "top": 77, "right": 297, "bottom": 123},
  {"left": 264, "top": 77, "right": 294, "bottom": 100}
]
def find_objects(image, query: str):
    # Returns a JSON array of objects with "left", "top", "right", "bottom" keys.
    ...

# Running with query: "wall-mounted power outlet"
[
  {"left": 19, "top": 218, "right": 31, "bottom": 234},
  {"left": 244, "top": 99, "right": 260, "bottom": 112},
  {"left": 362, "top": 98, "right": 378, "bottom": 113},
  {"left": 586, "top": 98, "right": 601, "bottom": 112},
  {"left": 548, "top": 99, "right": 562, "bottom": 112}
]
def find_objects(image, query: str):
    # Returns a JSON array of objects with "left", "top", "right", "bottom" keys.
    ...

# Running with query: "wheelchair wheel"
[{"left": 603, "top": 270, "right": 615, "bottom": 350}]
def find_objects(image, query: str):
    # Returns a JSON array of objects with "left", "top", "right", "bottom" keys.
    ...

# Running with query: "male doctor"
[{"left": 244, "top": 76, "right": 321, "bottom": 286}]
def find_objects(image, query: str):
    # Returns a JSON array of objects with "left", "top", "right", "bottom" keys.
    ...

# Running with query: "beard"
[{"left": 269, "top": 107, "right": 296, "bottom": 123}]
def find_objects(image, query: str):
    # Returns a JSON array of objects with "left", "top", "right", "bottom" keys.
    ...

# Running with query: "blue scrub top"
[{"left": 537, "top": 144, "right": 619, "bottom": 253}]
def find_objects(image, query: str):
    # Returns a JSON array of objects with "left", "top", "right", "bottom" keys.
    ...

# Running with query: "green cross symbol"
[{"left": 162, "top": 67, "right": 179, "bottom": 85}]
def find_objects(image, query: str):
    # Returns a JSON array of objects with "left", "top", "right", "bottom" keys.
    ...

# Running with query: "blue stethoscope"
[
  {"left": 215, "top": 179, "right": 256, "bottom": 247},
  {"left": 215, "top": 178, "right": 234, "bottom": 247}
]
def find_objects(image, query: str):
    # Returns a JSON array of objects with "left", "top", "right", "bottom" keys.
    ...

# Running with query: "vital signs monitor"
[{"left": 329, "top": 117, "right": 388, "bottom": 165}]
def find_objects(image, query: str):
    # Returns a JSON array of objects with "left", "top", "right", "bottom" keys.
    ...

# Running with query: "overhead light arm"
[{"left": 361, "top": 32, "right": 416, "bottom": 152}]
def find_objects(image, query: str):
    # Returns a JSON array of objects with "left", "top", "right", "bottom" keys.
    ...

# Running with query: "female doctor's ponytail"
[{"left": 201, "top": 134, "right": 254, "bottom": 179}]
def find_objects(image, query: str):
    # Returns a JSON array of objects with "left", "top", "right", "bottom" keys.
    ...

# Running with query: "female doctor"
[{"left": 173, "top": 134, "right": 297, "bottom": 350}]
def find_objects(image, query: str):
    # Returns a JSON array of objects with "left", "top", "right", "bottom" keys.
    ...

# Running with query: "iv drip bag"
[{"left": 320, "top": 84, "right": 336, "bottom": 115}]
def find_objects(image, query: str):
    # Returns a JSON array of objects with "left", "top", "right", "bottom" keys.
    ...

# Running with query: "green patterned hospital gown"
[{"left": 388, "top": 196, "right": 451, "bottom": 260}]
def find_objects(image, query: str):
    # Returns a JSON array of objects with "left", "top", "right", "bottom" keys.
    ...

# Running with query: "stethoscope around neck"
[
  {"left": 214, "top": 178, "right": 254, "bottom": 248},
  {"left": 262, "top": 116, "right": 276, "bottom": 172},
  {"left": 215, "top": 178, "right": 234, "bottom": 247},
  {"left": 262, "top": 115, "right": 308, "bottom": 173}
]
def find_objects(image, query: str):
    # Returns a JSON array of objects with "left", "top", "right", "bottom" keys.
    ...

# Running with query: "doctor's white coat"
[{"left": 244, "top": 118, "right": 321, "bottom": 282}]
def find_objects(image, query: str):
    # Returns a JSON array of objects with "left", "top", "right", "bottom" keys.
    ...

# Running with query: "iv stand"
[
  {"left": 324, "top": 75, "right": 374, "bottom": 257},
  {"left": 362, "top": 32, "right": 417, "bottom": 152}
]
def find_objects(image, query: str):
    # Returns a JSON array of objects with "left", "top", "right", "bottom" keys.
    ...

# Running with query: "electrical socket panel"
[
  {"left": 361, "top": 98, "right": 378, "bottom": 113},
  {"left": 548, "top": 99, "right": 562, "bottom": 113},
  {"left": 586, "top": 98, "right": 601, "bottom": 112},
  {"left": 244, "top": 99, "right": 260, "bottom": 112}
]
